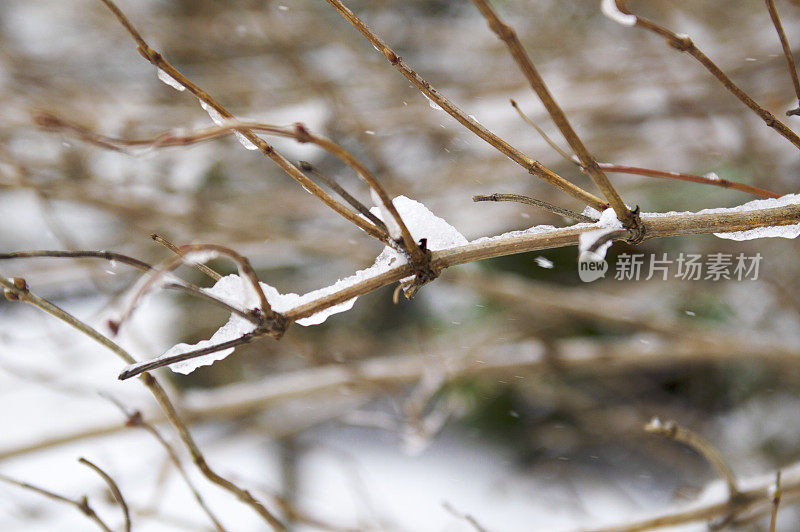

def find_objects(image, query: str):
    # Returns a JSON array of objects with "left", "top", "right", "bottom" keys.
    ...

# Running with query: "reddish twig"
[{"left": 599, "top": 164, "right": 782, "bottom": 199}]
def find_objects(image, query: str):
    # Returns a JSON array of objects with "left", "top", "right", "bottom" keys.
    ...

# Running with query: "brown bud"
[{"left": 12, "top": 277, "right": 27, "bottom": 291}]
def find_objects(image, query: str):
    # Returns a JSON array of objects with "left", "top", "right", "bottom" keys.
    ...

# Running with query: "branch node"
[
  {"left": 401, "top": 240, "right": 440, "bottom": 299},
  {"left": 622, "top": 206, "right": 646, "bottom": 244},
  {"left": 383, "top": 49, "right": 399, "bottom": 65},
  {"left": 293, "top": 122, "right": 312, "bottom": 143},
  {"left": 669, "top": 35, "right": 693, "bottom": 52}
]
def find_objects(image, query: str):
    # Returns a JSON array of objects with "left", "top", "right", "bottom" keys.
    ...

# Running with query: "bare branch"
[
  {"left": 118, "top": 330, "right": 261, "bottom": 380},
  {"left": 151, "top": 234, "right": 222, "bottom": 282},
  {"left": 645, "top": 418, "right": 739, "bottom": 498},
  {"left": 78, "top": 457, "right": 131, "bottom": 532},
  {"left": 0, "top": 250, "right": 261, "bottom": 325},
  {"left": 323, "top": 0, "right": 608, "bottom": 211},
  {"left": 471, "top": 0, "right": 636, "bottom": 228},
  {"left": 770, "top": 471, "right": 782, "bottom": 532},
  {"left": 0, "top": 473, "right": 113, "bottom": 532},
  {"left": 764, "top": 0, "right": 800, "bottom": 115},
  {"left": 616, "top": 0, "right": 800, "bottom": 151},
  {"left": 102, "top": 395, "right": 228, "bottom": 532},
  {"left": 0, "top": 275, "right": 286, "bottom": 531},
  {"left": 96, "top": 0, "right": 390, "bottom": 246},
  {"left": 473, "top": 193, "right": 597, "bottom": 223},
  {"left": 509, "top": 99, "right": 575, "bottom": 164},
  {"left": 598, "top": 164, "right": 782, "bottom": 199}
]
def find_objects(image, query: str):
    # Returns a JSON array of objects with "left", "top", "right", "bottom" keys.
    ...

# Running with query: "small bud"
[
  {"left": 12, "top": 277, "right": 27, "bottom": 291},
  {"left": 4, "top": 289, "right": 19, "bottom": 301}
]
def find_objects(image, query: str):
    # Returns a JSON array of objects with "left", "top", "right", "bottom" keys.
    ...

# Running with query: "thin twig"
[
  {"left": 0, "top": 473, "right": 113, "bottom": 532},
  {"left": 442, "top": 501, "right": 489, "bottom": 532},
  {"left": 616, "top": 0, "right": 800, "bottom": 151},
  {"left": 322, "top": 0, "right": 608, "bottom": 211},
  {"left": 507, "top": 102, "right": 783, "bottom": 199},
  {"left": 0, "top": 249, "right": 153, "bottom": 272},
  {"left": 114, "top": 243, "right": 278, "bottom": 334},
  {"left": 36, "top": 111, "right": 406, "bottom": 252},
  {"left": 102, "top": 394, "right": 227, "bottom": 532},
  {"left": 0, "top": 250, "right": 260, "bottom": 325},
  {"left": 473, "top": 193, "right": 597, "bottom": 223},
  {"left": 299, "top": 161, "right": 388, "bottom": 232},
  {"left": 119, "top": 330, "right": 261, "bottom": 380},
  {"left": 598, "top": 164, "right": 782, "bottom": 199},
  {"left": 509, "top": 99, "right": 575, "bottom": 164},
  {"left": 645, "top": 418, "right": 739, "bottom": 497},
  {"left": 471, "top": 0, "right": 635, "bottom": 228},
  {"left": 96, "top": 0, "right": 390, "bottom": 246},
  {"left": 764, "top": 0, "right": 800, "bottom": 115},
  {"left": 78, "top": 457, "right": 131, "bottom": 532},
  {"left": 151, "top": 234, "right": 222, "bottom": 281},
  {"left": 770, "top": 471, "right": 782, "bottom": 532},
  {"left": 0, "top": 275, "right": 287, "bottom": 531}
]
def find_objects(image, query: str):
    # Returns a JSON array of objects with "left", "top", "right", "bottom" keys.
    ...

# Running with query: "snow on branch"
[{"left": 129, "top": 195, "right": 800, "bottom": 376}]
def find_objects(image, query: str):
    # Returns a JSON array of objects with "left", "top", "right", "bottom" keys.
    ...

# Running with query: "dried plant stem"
[
  {"left": 770, "top": 471, "right": 782, "bottom": 532},
  {"left": 78, "top": 457, "right": 131, "bottom": 532},
  {"left": 299, "top": 162, "right": 388, "bottom": 232},
  {"left": 102, "top": 396, "right": 227, "bottom": 532},
  {"left": 0, "top": 250, "right": 259, "bottom": 324},
  {"left": 119, "top": 330, "right": 261, "bottom": 380},
  {"left": 507, "top": 102, "right": 782, "bottom": 199},
  {"left": 8, "top": 202, "right": 800, "bottom": 379},
  {"left": 472, "top": 193, "right": 597, "bottom": 223},
  {"left": 509, "top": 99, "right": 575, "bottom": 163},
  {"left": 96, "top": 0, "right": 403, "bottom": 253},
  {"left": 151, "top": 234, "right": 222, "bottom": 281},
  {"left": 645, "top": 419, "right": 739, "bottom": 497},
  {"left": 765, "top": 0, "right": 800, "bottom": 115},
  {"left": 115, "top": 243, "right": 277, "bottom": 333},
  {"left": 0, "top": 249, "right": 153, "bottom": 272},
  {"left": 0, "top": 276, "right": 286, "bottom": 531},
  {"left": 4, "top": 333, "right": 799, "bottom": 461},
  {"left": 323, "top": 0, "right": 608, "bottom": 211},
  {"left": 36, "top": 112, "right": 405, "bottom": 252},
  {"left": 284, "top": 203, "right": 800, "bottom": 324},
  {"left": 471, "top": 0, "right": 634, "bottom": 228},
  {"left": 617, "top": 0, "right": 800, "bottom": 151},
  {"left": 599, "top": 164, "right": 782, "bottom": 199},
  {"left": 442, "top": 501, "right": 489, "bottom": 532},
  {"left": 0, "top": 474, "right": 113, "bottom": 532}
]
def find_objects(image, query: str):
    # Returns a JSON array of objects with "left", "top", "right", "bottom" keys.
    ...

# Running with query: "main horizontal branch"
[{"left": 284, "top": 203, "right": 800, "bottom": 323}]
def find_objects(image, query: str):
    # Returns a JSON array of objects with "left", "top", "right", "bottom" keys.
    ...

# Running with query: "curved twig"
[
  {"left": 0, "top": 473, "right": 113, "bottom": 532},
  {"left": 78, "top": 457, "right": 131, "bottom": 532}
]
